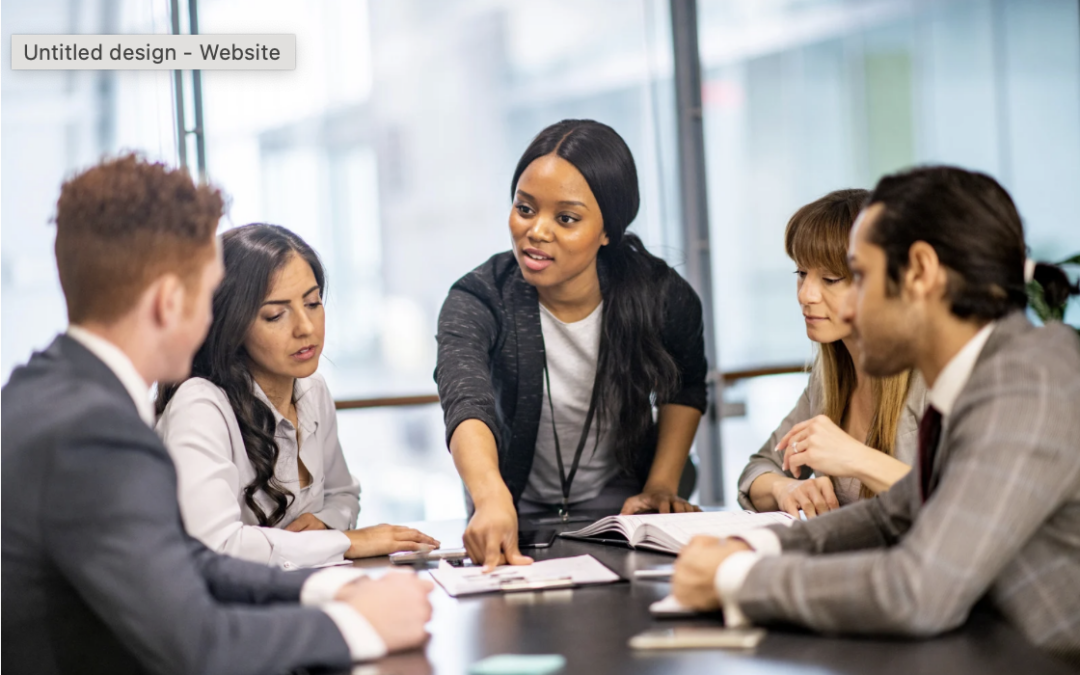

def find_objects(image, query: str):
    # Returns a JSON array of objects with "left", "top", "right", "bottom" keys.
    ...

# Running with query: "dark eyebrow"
[
  {"left": 262, "top": 285, "right": 321, "bottom": 306},
  {"left": 515, "top": 190, "right": 588, "bottom": 210}
]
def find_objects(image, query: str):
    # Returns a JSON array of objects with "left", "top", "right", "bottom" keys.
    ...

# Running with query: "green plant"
[{"left": 1026, "top": 253, "right": 1080, "bottom": 339}]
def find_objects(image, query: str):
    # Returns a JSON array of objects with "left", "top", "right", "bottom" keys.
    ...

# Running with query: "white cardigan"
[{"left": 156, "top": 374, "right": 360, "bottom": 568}]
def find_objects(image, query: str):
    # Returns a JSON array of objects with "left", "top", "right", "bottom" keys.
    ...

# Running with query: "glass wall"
[
  {"left": 3, "top": 0, "right": 1077, "bottom": 513},
  {"left": 195, "top": 0, "right": 683, "bottom": 523},
  {"left": 1, "top": 0, "right": 176, "bottom": 379},
  {"left": 699, "top": 0, "right": 1080, "bottom": 504}
]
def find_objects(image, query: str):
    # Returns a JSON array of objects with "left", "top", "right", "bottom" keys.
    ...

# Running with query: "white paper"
[
  {"left": 563, "top": 510, "right": 796, "bottom": 554},
  {"left": 309, "top": 558, "right": 354, "bottom": 568},
  {"left": 635, "top": 511, "right": 793, "bottom": 543},
  {"left": 429, "top": 554, "right": 620, "bottom": 597},
  {"left": 649, "top": 594, "right": 698, "bottom": 617}
]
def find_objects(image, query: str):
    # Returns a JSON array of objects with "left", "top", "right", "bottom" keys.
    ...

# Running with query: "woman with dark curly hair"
[{"left": 157, "top": 224, "right": 437, "bottom": 567}]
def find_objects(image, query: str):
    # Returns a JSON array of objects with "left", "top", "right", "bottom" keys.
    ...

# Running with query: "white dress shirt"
[
  {"left": 67, "top": 326, "right": 156, "bottom": 426},
  {"left": 65, "top": 326, "right": 386, "bottom": 661},
  {"left": 156, "top": 374, "right": 362, "bottom": 569},
  {"left": 714, "top": 322, "right": 997, "bottom": 627}
]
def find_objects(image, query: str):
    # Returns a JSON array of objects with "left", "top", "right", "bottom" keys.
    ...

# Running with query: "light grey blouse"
[
  {"left": 156, "top": 374, "right": 361, "bottom": 568},
  {"left": 736, "top": 367, "right": 929, "bottom": 511}
]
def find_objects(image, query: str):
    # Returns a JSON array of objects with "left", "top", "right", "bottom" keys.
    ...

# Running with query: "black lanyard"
[{"left": 543, "top": 358, "right": 602, "bottom": 521}]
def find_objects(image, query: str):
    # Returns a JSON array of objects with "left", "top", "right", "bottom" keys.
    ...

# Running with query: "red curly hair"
[{"left": 55, "top": 154, "right": 223, "bottom": 323}]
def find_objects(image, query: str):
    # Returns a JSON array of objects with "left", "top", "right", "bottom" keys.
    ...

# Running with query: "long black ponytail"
[
  {"left": 156, "top": 224, "right": 326, "bottom": 526},
  {"left": 511, "top": 119, "right": 681, "bottom": 472}
]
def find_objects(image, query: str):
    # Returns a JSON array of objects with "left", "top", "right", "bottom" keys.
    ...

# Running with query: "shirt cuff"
[
  {"left": 715, "top": 550, "right": 761, "bottom": 628},
  {"left": 301, "top": 567, "right": 369, "bottom": 606},
  {"left": 268, "top": 529, "right": 352, "bottom": 570},
  {"left": 321, "top": 602, "right": 387, "bottom": 662},
  {"left": 731, "top": 528, "right": 782, "bottom": 556}
]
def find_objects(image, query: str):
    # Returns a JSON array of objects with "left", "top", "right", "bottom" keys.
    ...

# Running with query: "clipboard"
[{"left": 428, "top": 554, "right": 619, "bottom": 597}]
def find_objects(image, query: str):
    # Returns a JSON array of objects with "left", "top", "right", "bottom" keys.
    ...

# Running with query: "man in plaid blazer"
[{"left": 673, "top": 166, "right": 1080, "bottom": 667}]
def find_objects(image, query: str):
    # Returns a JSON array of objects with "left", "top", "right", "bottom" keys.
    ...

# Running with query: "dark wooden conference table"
[{"left": 340, "top": 515, "right": 1074, "bottom": 675}]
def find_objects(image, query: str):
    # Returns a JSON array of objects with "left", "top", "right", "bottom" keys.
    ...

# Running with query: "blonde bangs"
[{"left": 784, "top": 189, "right": 868, "bottom": 277}]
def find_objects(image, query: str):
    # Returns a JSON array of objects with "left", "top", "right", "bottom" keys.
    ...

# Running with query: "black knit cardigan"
[{"left": 434, "top": 251, "right": 708, "bottom": 505}]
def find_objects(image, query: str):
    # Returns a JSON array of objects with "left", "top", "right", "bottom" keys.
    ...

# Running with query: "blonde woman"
[{"left": 738, "top": 189, "right": 928, "bottom": 517}]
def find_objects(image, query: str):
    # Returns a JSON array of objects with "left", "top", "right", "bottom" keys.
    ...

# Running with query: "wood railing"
[{"left": 333, "top": 363, "right": 807, "bottom": 411}]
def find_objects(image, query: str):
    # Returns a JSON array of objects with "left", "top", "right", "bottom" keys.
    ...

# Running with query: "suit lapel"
[
  {"left": 54, "top": 335, "right": 137, "bottom": 412},
  {"left": 927, "top": 312, "right": 1032, "bottom": 490}
]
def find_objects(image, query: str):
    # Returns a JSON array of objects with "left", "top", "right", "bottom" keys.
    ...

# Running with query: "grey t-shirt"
[{"left": 522, "top": 301, "right": 620, "bottom": 504}]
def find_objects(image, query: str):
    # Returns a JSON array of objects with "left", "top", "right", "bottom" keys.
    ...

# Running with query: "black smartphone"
[{"left": 517, "top": 528, "right": 558, "bottom": 549}]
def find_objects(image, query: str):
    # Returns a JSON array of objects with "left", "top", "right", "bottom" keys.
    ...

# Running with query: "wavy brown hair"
[
  {"left": 785, "top": 189, "right": 913, "bottom": 498},
  {"left": 156, "top": 224, "right": 325, "bottom": 526}
]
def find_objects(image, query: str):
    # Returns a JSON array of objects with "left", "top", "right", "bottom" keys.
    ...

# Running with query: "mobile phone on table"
[
  {"left": 389, "top": 547, "right": 468, "bottom": 564},
  {"left": 628, "top": 627, "right": 766, "bottom": 650},
  {"left": 516, "top": 528, "right": 558, "bottom": 549}
]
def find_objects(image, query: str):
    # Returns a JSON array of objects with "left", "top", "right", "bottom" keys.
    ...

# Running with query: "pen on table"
[{"left": 633, "top": 568, "right": 674, "bottom": 580}]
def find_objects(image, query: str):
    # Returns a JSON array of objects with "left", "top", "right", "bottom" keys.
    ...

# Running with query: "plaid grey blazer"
[{"left": 736, "top": 312, "right": 1080, "bottom": 667}]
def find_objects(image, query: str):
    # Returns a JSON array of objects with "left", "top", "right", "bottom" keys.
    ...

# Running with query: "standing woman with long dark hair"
[
  {"left": 436, "top": 120, "right": 708, "bottom": 568},
  {"left": 157, "top": 224, "right": 437, "bottom": 567}
]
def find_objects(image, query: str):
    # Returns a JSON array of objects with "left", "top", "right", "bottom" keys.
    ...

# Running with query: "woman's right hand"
[
  {"left": 463, "top": 493, "right": 533, "bottom": 571},
  {"left": 770, "top": 475, "right": 840, "bottom": 519},
  {"left": 344, "top": 524, "right": 441, "bottom": 559}
]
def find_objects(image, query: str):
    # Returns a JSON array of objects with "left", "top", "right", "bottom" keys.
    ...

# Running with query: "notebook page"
[
  {"left": 562, "top": 515, "right": 638, "bottom": 540},
  {"left": 628, "top": 511, "right": 795, "bottom": 550}
]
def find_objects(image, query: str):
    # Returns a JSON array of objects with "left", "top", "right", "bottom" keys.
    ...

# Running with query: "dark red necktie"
[{"left": 918, "top": 405, "right": 943, "bottom": 503}]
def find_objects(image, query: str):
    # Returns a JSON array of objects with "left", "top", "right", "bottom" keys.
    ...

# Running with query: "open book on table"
[{"left": 559, "top": 510, "right": 796, "bottom": 555}]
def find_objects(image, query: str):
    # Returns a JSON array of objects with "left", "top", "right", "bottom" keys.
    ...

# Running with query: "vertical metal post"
[
  {"left": 670, "top": 0, "right": 724, "bottom": 505},
  {"left": 990, "top": 0, "right": 1012, "bottom": 187},
  {"left": 170, "top": 0, "right": 207, "bottom": 180},
  {"left": 188, "top": 0, "right": 207, "bottom": 181},
  {"left": 169, "top": 0, "right": 188, "bottom": 169}
]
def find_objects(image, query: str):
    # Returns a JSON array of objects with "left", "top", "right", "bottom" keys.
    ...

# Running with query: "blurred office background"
[{"left": 3, "top": 0, "right": 1078, "bottom": 523}]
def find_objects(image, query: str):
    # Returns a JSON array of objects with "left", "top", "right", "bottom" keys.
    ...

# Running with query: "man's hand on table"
[
  {"left": 336, "top": 571, "right": 434, "bottom": 652},
  {"left": 672, "top": 536, "right": 752, "bottom": 610}
]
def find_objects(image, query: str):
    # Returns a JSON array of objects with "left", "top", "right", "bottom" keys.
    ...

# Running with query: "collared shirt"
[
  {"left": 156, "top": 374, "right": 362, "bottom": 569},
  {"left": 67, "top": 326, "right": 155, "bottom": 426},
  {"left": 714, "top": 321, "right": 997, "bottom": 627},
  {"left": 63, "top": 327, "right": 384, "bottom": 661},
  {"left": 926, "top": 322, "right": 995, "bottom": 417}
]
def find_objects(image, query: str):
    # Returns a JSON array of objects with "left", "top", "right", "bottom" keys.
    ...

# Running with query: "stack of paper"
[{"left": 429, "top": 554, "right": 620, "bottom": 597}]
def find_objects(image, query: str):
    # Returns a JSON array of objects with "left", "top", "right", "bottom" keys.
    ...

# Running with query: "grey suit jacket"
[
  {"left": 736, "top": 367, "right": 928, "bottom": 509},
  {"left": 735, "top": 313, "right": 1080, "bottom": 667},
  {"left": 1, "top": 336, "right": 352, "bottom": 675}
]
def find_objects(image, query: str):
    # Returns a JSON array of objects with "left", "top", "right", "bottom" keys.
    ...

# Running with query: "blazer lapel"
[
  {"left": 928, "top": 312, "right": 1032, "bottom": 490},
  {"left": 54, "top": 335, "right": 137, "bottom": 413}
]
